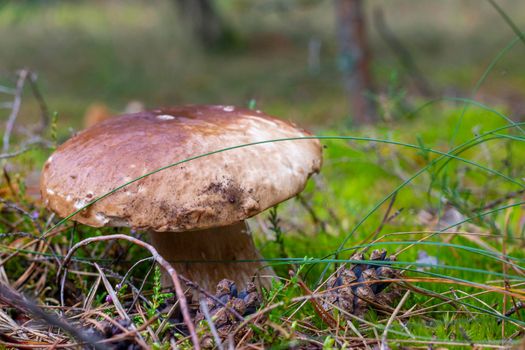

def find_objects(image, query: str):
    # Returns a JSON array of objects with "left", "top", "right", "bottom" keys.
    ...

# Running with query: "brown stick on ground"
[
  {"left": 59, "top": 234, "right": 201, "bottom": 350},
  {"left": 290, "top": 270, "right": 338, "bottom": 329},
  {"left": 2, "top": 69, "right": 29, "bottom": 155},
  {"left": 0, "top": 282, "right": 104, "bottom": 350}
]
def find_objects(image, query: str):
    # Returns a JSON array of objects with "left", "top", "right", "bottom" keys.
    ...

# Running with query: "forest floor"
[
  {"left": 1, "top": 1, "right": 525, "bottom": 349},
  {"left": 1, "top": 88, "right": 524, "bottom": 348}
]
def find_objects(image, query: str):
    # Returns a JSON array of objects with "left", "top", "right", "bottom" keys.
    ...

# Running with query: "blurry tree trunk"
[
  {"left": 335, "top": 0, "right": 376, "bottom": 124},
  {"left": 174, "top": 0, "right": 230, "bottom": 48}
]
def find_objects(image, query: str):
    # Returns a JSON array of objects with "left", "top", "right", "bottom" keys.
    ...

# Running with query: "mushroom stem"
[{"left": 147, "top": 222, "right": 275, "bottom": 291}]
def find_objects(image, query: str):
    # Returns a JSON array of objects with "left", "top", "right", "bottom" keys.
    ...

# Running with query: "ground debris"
[
  {"left": 194, "top": 279, "right": 261, "bottom": 348},
  {"left": 321, "top": 249, "right": 402, "bottom": 319},
  {"left": 86, "top": 318, "right": 141, "bottom": 350}
]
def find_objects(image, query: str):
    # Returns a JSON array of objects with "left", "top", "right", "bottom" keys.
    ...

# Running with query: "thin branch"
[
  {"left": 0, "top": 282, "right": 104, "bottom": 350},
  {"left": 26, "top": 72, "right": 50, "bottom": 133},
  {"left": 481, "top": 189, "right": 525, "bottom": 211},
  {"left": 200, "top": 298, "right": 224, "bottom": 350},
  {"left": 2, "top": 69, "right": 29, "bottom": 154},
  {"left": 296, "top": 194, "right": 326, "bottom": 231},
  {"left": 364, "top": 192, "right": 398, "bottom": 249},
  {"left": 381, "top": 290, "right": 410, "bottom": 348},
  {"left": 0, "top": 198, "right": 42, "bottom": 233},
  {"left": 1, "top": 69, "right": 51, "bottom": 160},
  {"left": 0, "top": 146, "right": 35, "bottom": 159},
  {"left": 290, "top": 270, "right": 338, "bottom": 329},
  {"left": 0, "top": 138, "right": 52, "bottom": 159},
  {"left": 0, "top": 85, "right": 16, "bottom": 94},
  {"left": 0, "top": 231, "right": 40, "bottom": 239},
  {"left": 59, "top": 234, "right": 201, "bottom": 350}
]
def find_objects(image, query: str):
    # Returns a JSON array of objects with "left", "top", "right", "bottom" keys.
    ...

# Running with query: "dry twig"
[
  {"left": 2, "top": 69, "right": 29, "bottom": 155},
  {"left": 290, "top": 270, "right": 338, "bottom": 329},
  {"left": 380, "top": 290, "right": 410, "bottom": 348},
  {"left": 1, "top": 69, "right": 51, "bottom": 160},
  {"left": 200, "top": 298, "right": 224, "bottom": 350},
  {"left": 0, "top": 282, "right": 104, "bottom": 349}
]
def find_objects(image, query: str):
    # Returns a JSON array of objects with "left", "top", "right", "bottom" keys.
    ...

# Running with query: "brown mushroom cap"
[{"left": 40, "top": 105, "right": 322, "bottom": 232}]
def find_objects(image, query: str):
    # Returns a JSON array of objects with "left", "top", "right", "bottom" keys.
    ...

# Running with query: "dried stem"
[
  {"left": 0, "top": 282, "right": 104, "bottom": 350},
  {"left": 381, "top": 290, "right": 410, "bottom": 346},
  {"left": 199, "top": 298, "right": 224, "bottom": 350},
  {"left": 290, "top": 270, "right": 338, "bottom": 329},
  {"left": 2, "top": 69, "right": 29, "bottom": 155},
  {"left": 363, "top": 192, "right": 398, "bottom": 250},
  {"left": 26, "top": 72, "right": 50, "bottom": 133},
  {"left": 1, "top": 69, "right": 51, "bottom": 160}
]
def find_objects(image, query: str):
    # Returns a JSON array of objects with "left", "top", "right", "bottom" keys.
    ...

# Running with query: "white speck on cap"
[
  {"left": 46, "top": 189, "right": 55, "bottom": 195},
  {"left": 157, "top": 114, "right": 175, "bottom": 121},
  {"left": 223, "top": 106, "right": 235, "bottom": 112},
  {"left": 96, "top": 212, "right": 110, "bottom": 225},
  {"left": 74, "top": 199, "right": 87, "bottom": 210}
]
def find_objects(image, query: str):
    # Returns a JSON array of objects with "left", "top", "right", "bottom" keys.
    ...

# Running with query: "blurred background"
[{"left": 2, "top": 0, "right": 525, "bottom": 131}]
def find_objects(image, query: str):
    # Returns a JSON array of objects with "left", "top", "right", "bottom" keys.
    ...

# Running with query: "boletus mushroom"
[{"left": 40, "top": 105, "right": 322, "bottom": 290}]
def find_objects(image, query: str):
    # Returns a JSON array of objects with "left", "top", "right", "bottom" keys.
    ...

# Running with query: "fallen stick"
[{"left": 0, "top": 282, "right": 104, "bottom": 350}]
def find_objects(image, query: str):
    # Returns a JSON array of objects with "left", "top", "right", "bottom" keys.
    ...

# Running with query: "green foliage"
[
  {"left": 268, "top": 206, "right": 286, "bottom": 259},
  {"left": 148, "top": 266, "right": 173, "bottom": 320},
  {"left": 322, "top": 335, "right": 335, "bottom": 350},
  {"left": 50, "top": 111, "right": 58, "bottom": 149}
]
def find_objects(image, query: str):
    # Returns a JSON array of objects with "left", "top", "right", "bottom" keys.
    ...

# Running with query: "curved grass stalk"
[
  {"left": 320, "top": 122, "right": 525, "bottom": 282},
  {"left": 43, "top": 130, "right": 525, "bottom": 238}
]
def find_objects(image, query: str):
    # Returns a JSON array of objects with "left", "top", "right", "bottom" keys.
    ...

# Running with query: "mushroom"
[{"left": 40, "top": 105, "right": 322, "bottom": 290}]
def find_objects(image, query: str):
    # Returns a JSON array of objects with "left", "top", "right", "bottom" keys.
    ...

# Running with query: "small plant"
[
  {"left": 148, "top": 266, "right": 172, "bottom": 318},
  {"left": 51, "top": 111, "right": 58, "bottom": 149},
  {"left": 142, "top": 266, "right": 174, "bottom": 338},
  {"left": 268, "top": 205, "right": 287, "bottom": 258}
]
